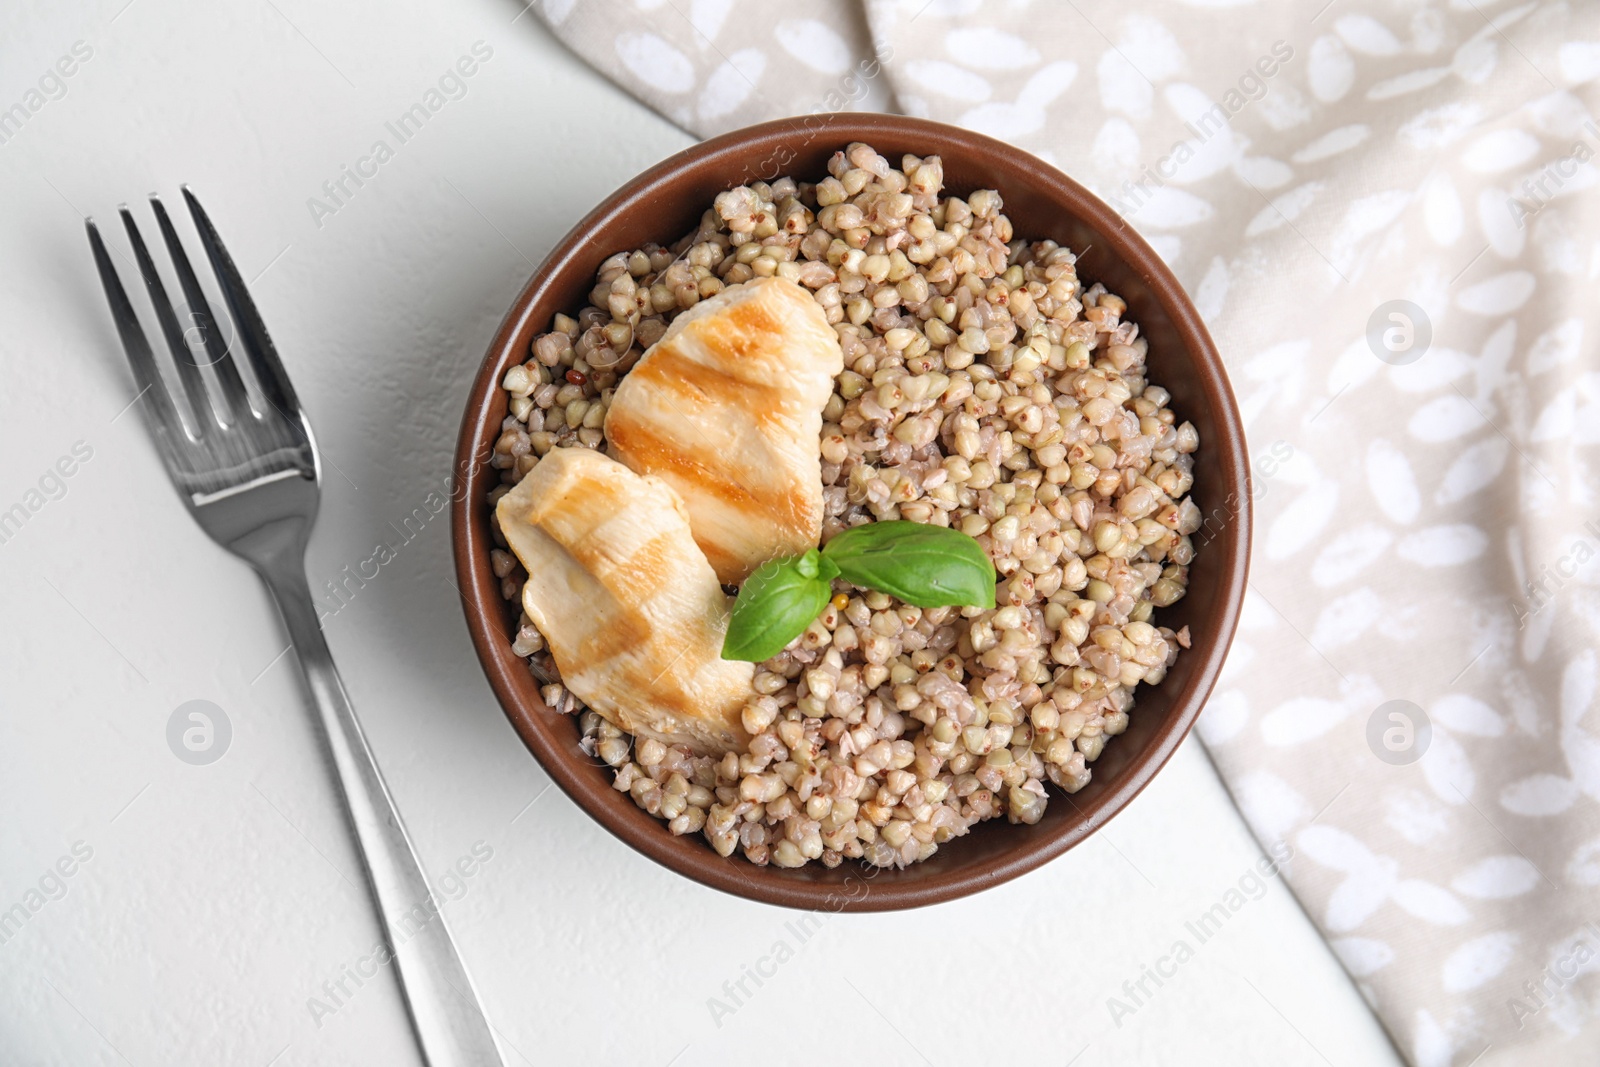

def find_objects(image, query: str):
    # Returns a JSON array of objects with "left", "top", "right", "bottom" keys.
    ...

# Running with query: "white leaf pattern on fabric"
[
  {"left": 1434, "top": 434, "right": 1508, "bottom": 504},
  {"left": 943, "top": 26, "right": 1039, "bottom": 68},
  {"left": 1292, "top": 123, "right": 1370, "bottom": 163},
  {"left": 1432, "top": 694, "right": 1505, "bottom": 737},
  {"left": 1368, "top": 67, "right": 1453, "bottom": 101},
  {"left": 1559, "top": 41, "right": 1600, "bottom": 82},
  {"left": 1261, "top": 695, "right": 1350, "bottom": 745},
  {"left": 614, "top": 32, "right": 696, "bottom": 92},
  {"left": 1453, "top": 36, "right": 1498, "bottom": 85},
  {"left": 1119, "top": 13, "right": 1187, "bottom": 81},
  {"left": 1217, "top": 639, "right": 1256, "bottom": 683},
  {"left": 1386, "top": 788, "right": 1454, "bottom": 846},
  {"left": 959, "top": 61, "right": 1078, "bottom": 139},
  {"left": 1194, "top": 255, "right": 1230, "bottom": 322},
  {"left": 1309, "top": 587, "right": 1383, "bottom": 651},
  {"left": 1408, "top": 395, "right": 1484, "bottom": 442},
  {"left": 1456, "top": 271, "right": 1536, "bottom": 315},
  {"left": 1328, "top": 338, "right": 1384, "bottom": 394},
  {"left": 1576, "top": 386, "right": 1600, "bottom": 448},
  {"left": 1422, "top": 173, "right": 1463, "bottom": 245},
  {"left": 904, "top": 58, "right": 992, "bottom": 100},
  {"left": 1092, "top": 118, "right": 1143, "bottom": 175},
  {"left": 697, "top": 49, "right": 766, "bottom": 123},
  {"left": 541, "top": 0, "right": 578, "bottom": 25},
  {"left": 1569, "top": 837, "right": 1600, "bottom": 886},
  {"left": 1267, "top": 481, "right": 1340, "bottom": 559},
  {"left": 1366, "top": 438, "right": 1421, "bottom": 523},
  {"left": 1298, "top": 824, "right": 1383, "bottom": 872},
  {"left": 1333, "top": 936, "right": 1396, "bottom": 976},
  {"left": 1235, "top": 770, "right": 1312, "bottom": 844},
  {"left": 1308, "top": 33, "right": 1355, "bottom": 102},
  {"left": 1412, "top": 1010, "right": 1454, "bottom": 1067},
  {"left": 1245, "top": 181, "right": 1324, "bottom": 236},
  {"left": 1097, "top": 50, "right": 1154, "bottom": 119},
  {"left": 688, "top": 0, "right": 734, "bottom": 42},
  {"left": 1398, "top": 102, "right": 1485, "bottom": 149},
  {"left": 1391, "top": 347, "right": 1472, "bottom": 392},
  {"left": 1460, "top": 129, "right": 1541, "bottom": 173},
  {"left": 1328, "top": 865, "right": 1398, "bottom": 930},
  {"left": 774, "top": 19, "right": 852, "bottom": 73},
  {"left": 1528, "top": 319, "right": 1584, "bottom": 376},
  {"left": 1334, "top": 14, "right": 1403, "bottom": 57},
  {"left": 1311, "top": 523, "right": 1393, "bottom": 586},
  {"left": 1195, "top": 688, "right": 1250, "bottom": 744},
  {"left": 1560, "top": 652, "right": 1600, "bottom": 802},
  {"left": 1530, "top": 387, "right": 1576, "bottom": 444},
  {"left": 1130, "top": 185, "right": 1213, "bottom": 229},
  {"left": 1162, "top": 84, "right": 1242, "bottom": 181},
  {"left": 1396, "top": 525, "right": 1488, "bottom": 567},
  {"left": 1499, "top": 774, "right": 1579, "bottom": 816},
  {"left": 1451, "top": 856, "right": 1540, "bottom": 899},
  {"left": 1421, "top": 727, "right": 1476, "bottom": 803},
  {"left": 1477, "top": 186, "right": 1526, "bottom": 259},
  {"left": 1441, "top": 932, "right": 1518, "bottom": 991},
  {"left": 1233, "top": 154, "right": 1294, "bottom": 188},
  {"left": 1393, "top": 879, "right": 1471, "bottom": 925}
]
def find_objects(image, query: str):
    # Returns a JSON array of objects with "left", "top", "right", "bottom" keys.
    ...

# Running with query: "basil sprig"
[{"left": 721, "top": 522, "right": 996, "bottom": 663}]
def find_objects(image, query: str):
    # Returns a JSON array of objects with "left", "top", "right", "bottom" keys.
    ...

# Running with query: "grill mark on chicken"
[
  {"left": 495, "top": 447, "right": 753, "bottom": 753},
  {"left": 604, "top": 277, "right": 844, "bottom": 584}
]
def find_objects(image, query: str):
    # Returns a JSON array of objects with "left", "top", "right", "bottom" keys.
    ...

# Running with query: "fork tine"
[
  {"left": 149, "top": 194, "right": 255, "bottom": 423},
  {"left": 181, "top": 186, "right": 300, "bottom": 419},
  {"left": 120, "top": 205, "right": 213, "bottom": 436},
  {"left": 86, "top": 219, "right": 188, "bottom": 453}
]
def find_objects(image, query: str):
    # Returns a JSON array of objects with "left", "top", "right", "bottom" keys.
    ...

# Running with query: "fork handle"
[{"left": 262, "top": 566, "right": 504, "bottom": 1067}]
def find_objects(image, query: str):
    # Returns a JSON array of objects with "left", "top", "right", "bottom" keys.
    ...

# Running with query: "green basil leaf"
[
  {"left": 721, "top": 551, "right": 834, "bottom": 662},
  {"left": 793, "top": 546, "right": 839, "bottom": 582},
  {"left": 823, "top": 521, "right": 996, "bottom": 609}
]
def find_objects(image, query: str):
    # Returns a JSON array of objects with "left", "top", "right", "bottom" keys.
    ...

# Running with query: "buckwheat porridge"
[{"left": 486, "top": 142, "right": 1200, "bottom": 870}]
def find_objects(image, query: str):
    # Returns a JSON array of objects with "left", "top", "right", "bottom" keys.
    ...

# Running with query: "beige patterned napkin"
[{"left": 528, "top": 2, "right": 1600, "bottom": 1062}]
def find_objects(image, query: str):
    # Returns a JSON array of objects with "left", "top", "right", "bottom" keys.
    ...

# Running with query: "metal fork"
[{"left": 87, "top": 189, "right": 504, "bottom": 1067}]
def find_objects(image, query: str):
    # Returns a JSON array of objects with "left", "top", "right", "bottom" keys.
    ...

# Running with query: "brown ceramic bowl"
[{"left": 452, "top": 114, "right": 1249, "bottom": 911}]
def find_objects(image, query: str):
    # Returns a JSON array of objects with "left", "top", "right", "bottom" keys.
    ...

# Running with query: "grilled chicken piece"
[
  {"left": 604, "top": 276, "right": 844, "bottom": 585},
  {"left": 495, "top": 447, "right": 753, "bottom": 754}
]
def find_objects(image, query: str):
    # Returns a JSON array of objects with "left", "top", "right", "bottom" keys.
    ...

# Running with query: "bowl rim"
[{"left": 451, "top": 113, "right": 1250, "bottom": 911}]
